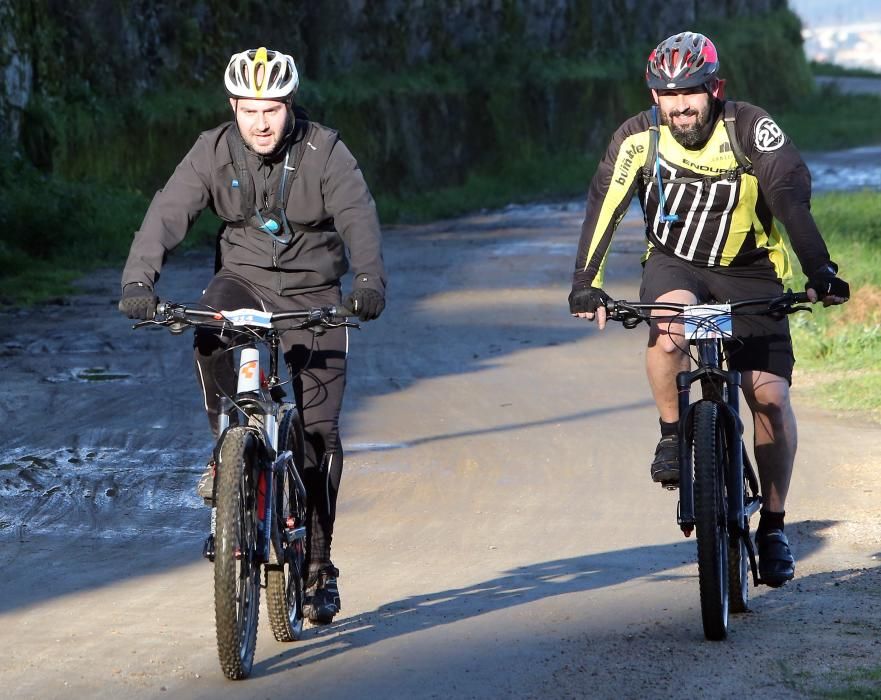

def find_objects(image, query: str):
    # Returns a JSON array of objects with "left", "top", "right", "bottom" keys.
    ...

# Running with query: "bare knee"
[
  {"left": 647, "top": 290, "right": 696, "bottom": 354},
  {"left": 744, "top": 372, "right": 793, "bottom": 429}
]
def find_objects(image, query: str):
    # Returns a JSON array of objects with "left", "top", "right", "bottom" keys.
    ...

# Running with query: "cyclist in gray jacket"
[{"left": 119, "top": 47, "right": 386, "bottom": 624}]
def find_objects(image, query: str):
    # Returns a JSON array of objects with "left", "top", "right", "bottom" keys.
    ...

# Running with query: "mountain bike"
[
  {"left": 604, "top": 291, "right": 812, "bottom": 640},
  {"left": 135, "top": 302, "right": 356, "bottom": 679}
]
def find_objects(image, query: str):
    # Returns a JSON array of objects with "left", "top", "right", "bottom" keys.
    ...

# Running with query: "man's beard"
[{"left": 662, "top": 104, "right": 713, "bottom": 148}]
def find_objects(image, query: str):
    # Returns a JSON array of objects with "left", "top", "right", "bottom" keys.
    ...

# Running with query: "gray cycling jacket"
[{"left": 121, "top": 120, "right": 385, "bottom": 297}]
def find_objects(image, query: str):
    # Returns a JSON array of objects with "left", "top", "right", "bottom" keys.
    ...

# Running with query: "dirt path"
[{"left": 1, "top": 203, "right": 880, "bottom": 699}]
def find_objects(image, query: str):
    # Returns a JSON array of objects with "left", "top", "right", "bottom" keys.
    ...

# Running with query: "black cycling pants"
[{"left": 193, "top": 270, "right": 347, "bottom": 570}]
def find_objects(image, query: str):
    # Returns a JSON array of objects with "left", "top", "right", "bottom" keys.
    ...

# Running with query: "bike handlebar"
[
  {"left": 604, "top": 290, "right": 812, "bottom": 329},
  {"left": 134, "top": 302, "right": 358, "bottom": 333}
]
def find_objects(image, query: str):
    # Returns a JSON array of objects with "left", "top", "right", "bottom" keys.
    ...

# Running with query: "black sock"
[
  {"left": 660, "top": 419, "right": 678, "bottom": 437},
  {"left": 758, "top": 509, "right": 785, "bottom": 533}
]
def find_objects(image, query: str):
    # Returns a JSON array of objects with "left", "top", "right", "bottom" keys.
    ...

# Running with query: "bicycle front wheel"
[
  {"left": 214, "top": 427, "right": 262, "bottom": 679},
  {"left": 266, "top": 408, "right": 307, "bottom": 642},
  {"left": 693, "top": 401, "right": 729, "bottom": 640}
]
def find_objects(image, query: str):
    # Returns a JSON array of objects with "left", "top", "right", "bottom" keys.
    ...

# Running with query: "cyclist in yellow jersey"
[{"left": 568, "top": 32, "right": 849, "bottom": 587}]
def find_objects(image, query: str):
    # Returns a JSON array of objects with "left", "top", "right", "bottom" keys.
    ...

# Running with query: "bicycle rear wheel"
[
  {"left": 214, "top": 427, "right": 261, "bottom": 679},
  {"left": 728, "top": 530, "right": 749, "bottom": 614},
  {"left": 726, "top": 468, "right": 750, "bottom": 613},
  {"left": 693, "top": 401, "right": 729, "bottom": 640},
  {"left": 266, "top": 408, "right": 307, "bottom": 642}
]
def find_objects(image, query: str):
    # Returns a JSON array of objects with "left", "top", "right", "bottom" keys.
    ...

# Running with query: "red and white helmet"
[
  {"left": 646, "top": 32, "right": 719, "bottom": 90},
  {"left": 224, "top": 47, "right": 299, "bottom": 100}
]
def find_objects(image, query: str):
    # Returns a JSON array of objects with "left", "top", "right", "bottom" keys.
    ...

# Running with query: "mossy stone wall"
[{"left": 1, "top": 0, "right": 804, "bottom": 202}]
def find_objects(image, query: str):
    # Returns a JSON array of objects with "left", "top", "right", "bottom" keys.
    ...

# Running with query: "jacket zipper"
[{"left": 273, "top": 239, "right": 282, "bottom": 294}]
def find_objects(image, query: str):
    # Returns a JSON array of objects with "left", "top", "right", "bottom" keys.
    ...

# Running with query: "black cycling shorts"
[{"left": 639, "top": 252, "right": 795, "bottom": 383}]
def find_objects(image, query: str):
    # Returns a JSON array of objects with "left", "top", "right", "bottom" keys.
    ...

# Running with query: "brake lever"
[
  {"left": 768, "top": 297, "right": 813, "bottom": 317},
  {"left": 132, "top": 319, "right": 167, "bottom": 330}
]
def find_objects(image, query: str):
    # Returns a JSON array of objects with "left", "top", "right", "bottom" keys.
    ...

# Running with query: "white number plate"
[
  {"left": 683, "top": 303, "right": 732, "bottom": 340},
  {"left": 221, "top": 308, "right": 273, "bottom": 328}
]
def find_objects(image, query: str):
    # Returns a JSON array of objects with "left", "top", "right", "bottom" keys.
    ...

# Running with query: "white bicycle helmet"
[{"left": 224, "top": 47, "right": 299, "bottom": 99}]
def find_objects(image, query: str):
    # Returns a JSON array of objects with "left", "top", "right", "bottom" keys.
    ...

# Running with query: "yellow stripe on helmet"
[{"left": 253, "top": 47, "right": 269, "bottom": 98}]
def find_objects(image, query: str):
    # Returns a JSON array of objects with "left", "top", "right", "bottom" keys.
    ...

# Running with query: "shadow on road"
[
  {"left": 252, "top": 519, "right": 837, "bottom": 678},
  {"left": 347, "top": 399, "right": 656, "bottom": 454}
]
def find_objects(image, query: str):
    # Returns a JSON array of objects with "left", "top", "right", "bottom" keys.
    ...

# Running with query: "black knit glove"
[
  {"left": 345, "top": 288, "right": 385, "bottom": 321},
  {"left": 118, "top": 283, "right": 158, "bottom": 320}
]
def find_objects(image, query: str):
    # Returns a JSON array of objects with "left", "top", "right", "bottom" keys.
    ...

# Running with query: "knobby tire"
[
  {"left": 214, "top": 427, "right": 261, "bottom": 679},
  {"left": 728, "top": 477, "right": 750, "bottom": 614},
  {"left": 266, "top": 408, "right": 307, "bottom": 642},
  {"left": 693, "top": 401, "right": 729, "bottom": 640}
]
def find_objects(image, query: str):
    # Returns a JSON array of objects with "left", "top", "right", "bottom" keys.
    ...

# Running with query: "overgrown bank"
[{"left": 789, "top": 191, "right": 881, "bottom": 421}]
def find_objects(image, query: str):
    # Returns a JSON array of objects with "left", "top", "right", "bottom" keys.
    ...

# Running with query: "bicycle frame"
[
  {"left": 134, "top": 301, "right": 355, "bottom": 677},
  {"left": 605, "top": 291, "right": 811, "bottom": 590},
  {"left": 675, "top": 336, "right": 762, "bottom": 583},
  {"left": 137, "top": 303, "right": 352, "bottom": 566},
  {"left": 215, "top": 329, "right": 307, "bottom": 566}
]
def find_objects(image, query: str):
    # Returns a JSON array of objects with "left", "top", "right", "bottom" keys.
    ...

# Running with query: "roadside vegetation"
[
  {"left": 809, "top": 60, "right": 881, "bottom": 78},
  {"left": 0, "top": 152, "right": 220, "bottom": 304},
  {"left": 788, "top": 191, "right": 881, "bottom": 420}
]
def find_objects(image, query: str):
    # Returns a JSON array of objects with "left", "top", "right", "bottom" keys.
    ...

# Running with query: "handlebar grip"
[
  {"left": 333, "top": 305, "right": 355, "bottom": 318},
  {"left": 791, "top": 291, "right": 811, "bottom": 304}
]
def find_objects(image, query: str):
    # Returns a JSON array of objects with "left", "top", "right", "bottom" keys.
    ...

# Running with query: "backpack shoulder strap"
[
  {"left": 225, "top": 124, "right": 253, "bottom": 224},
  {"left": 283, "top": 119, "right": 316, "bottom": 197},
  {"left": 723, "top": 101, "right": 752, "bottom": 172},
  {"left": 641, "top": 109, "right": 659, "bottom": 182}
]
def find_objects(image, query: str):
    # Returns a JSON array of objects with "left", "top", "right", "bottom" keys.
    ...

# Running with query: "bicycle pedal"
[{"left": 202, "top": 534, "right": 215, "bottom": 562}]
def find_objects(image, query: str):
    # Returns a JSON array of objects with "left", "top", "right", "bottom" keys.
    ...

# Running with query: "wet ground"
[
  {"left": 803, "top": 144, "right": 881, "bottom": 192},
  {"left": 1, "top": 150, "right": 880, "bottom": 698}
]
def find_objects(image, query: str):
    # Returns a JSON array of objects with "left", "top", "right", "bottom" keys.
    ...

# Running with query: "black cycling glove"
[
  {"left": 118, "top": 283, "right": 158, "bottom": 320},
  {"left": 805, "top": 263, "right": 850, "bottom": 300},
  {"left": 569, "top": 270, "right": 610, "bottom": 314},
  {"left": 345, "top": 288, "right": 385, "bottom": 321}
]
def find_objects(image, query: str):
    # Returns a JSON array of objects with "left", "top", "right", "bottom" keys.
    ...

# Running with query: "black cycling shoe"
[
  {"left": 756, "top": 528, "right": 795, "bottom": 587},
  {"left": 303, "top": 565, "right": 341, "bottom": 624},
  {"left": 651, "top": 434, "right": 680, "bottom": 487},
  {"left": 196, "top": 459, "right": 216, "bottom": 505}
]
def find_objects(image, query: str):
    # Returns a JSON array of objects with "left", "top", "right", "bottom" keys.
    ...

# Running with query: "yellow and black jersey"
[{"left": 574, "top": 100, "right": 832, "bottom": 287}]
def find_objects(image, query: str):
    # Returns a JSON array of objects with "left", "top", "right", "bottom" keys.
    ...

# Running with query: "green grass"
[
  {"left": 0, "top": 157, "right": 219, "bottom": 304},
  {"left": 778, "top": 91, "right": 881, "bottom": 151},
  {"left": 788, "top": 191, "right": 881, "bottom": 419},
  {"left": 813, "top": 664, "right": 881, "bottom": 699}
]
